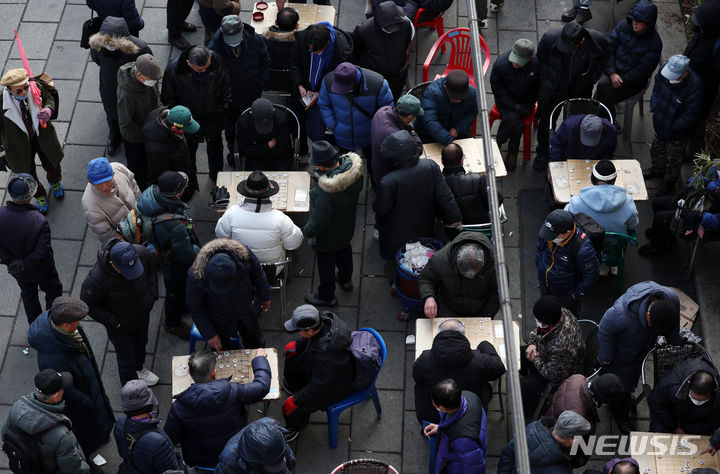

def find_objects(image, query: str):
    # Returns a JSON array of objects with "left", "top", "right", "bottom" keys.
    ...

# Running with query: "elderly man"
[
  {"left": 419, "top": 232, "right": 499, "bottom": 319},
  {"left": 235, "top": 98, "right": 293, "bottom": 171},
  {"left": 165, "top": 348, "right": 271, "bottom": 468},
  {"left": 499, "top": 410, "right": 592, "bottom": 473},
  {"left": 215, "top": 418, "right": 296, "bottom": 474},
  {"left": 0, "top": 68, "right": 64, "bottom": 213},
  {"left": 28, "top": 297, "right": 115, "bottom": 457},
  {"left": 187, "top": 238, "right": 271, "bottom": 350},
  {"left": 649, "top": 354, "right": 720, "bottom": 435},
  {"left": 415, "top": 70, "right": 478, "bottom": 145},
  {"left": 281, "top": 305, "right": 355, "bottom": 441},
  {"left": 547, "top": 373, "right": 624, "bottom": 434},
  {"left": 264, "top": 7, "right": 299, "bottom": 70},
  {"left": 197, "top": 0, "right": 240, "bottom": 45},
  {"left": 82, "top": 158, "right": 141, "bottom": 243},
  {"left": 0, "top": 174, "right": 62, "bottom": 324},
  {"left": 413, "top": 319, "right": 505, "bottom": 424},
  {"left": 2, "top": 370, "right": 90, "bottom": 474},
  {"left": 215, "top": 171, "right": 303, "bottom": 266},
  {"left": 549, "top": 114, "right": 617, "bottom": 163},
  {"left": 599, "top": 281, "right": 682, "bottom": 433}
]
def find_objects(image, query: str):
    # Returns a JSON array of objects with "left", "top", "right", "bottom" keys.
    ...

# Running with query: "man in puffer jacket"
[
  {"left": 2, "top": 370, "right": 90, "bottom": 473},
  {"left": 549, "top": 114, "right": 617, "bottom": 163},
  {"left": 89, "top": 16, "right": 152, "bottom": 155},
  {"left": 186, "top": 238, "right": 271, "bottom": 350},
  {"left": 645, "top": 55, "right": 704, "bottom": 196},
  {"left": 415, "top": 71, "right": 478, "bottom": 145},
  {"left": 86, "top": 0, "right": 144, "bottom": 36},
  {"left": 215, "top": 417, "right": 296, "bottom": 474},
  {"left": 165, "top": 348, "right": 271, "bottom": 468},
  {"left": 423, "top": 380, "right": 487, "bottom": 474}
]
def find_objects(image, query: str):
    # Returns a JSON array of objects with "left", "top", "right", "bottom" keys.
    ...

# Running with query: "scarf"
[{"left": 52, "top": 320, "right": 89, "bottom": 355}]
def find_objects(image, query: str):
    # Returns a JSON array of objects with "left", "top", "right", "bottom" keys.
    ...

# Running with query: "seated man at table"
[
  {"left": 419, "top": 231, "right": 500, "bottom": 319},
  {"left": 236, "top": 98, "right": 294, "bottom": 171},
  {"left": 549, "top": 114, "right": 617, "bottom": 163},
  {"left": 649, "top": 353, "right": 720, "bottom": 435},
  {"left": 415, "top": 70, "right": 479, "bottom": 146},
  {"left": 264, "top": 7, "right": 299, "bottom": 71},
  {"left": 413, "top": 319, "right": 506, "bottom": 424},
  {"left": 603, "top": 458, "right": 640, "bottom": 474},
  {"left": 441, "top": 142, "right": 504, "bottom": 240},
  {"left": 164, "top": 348, "right": 271, "bottom": 469}
]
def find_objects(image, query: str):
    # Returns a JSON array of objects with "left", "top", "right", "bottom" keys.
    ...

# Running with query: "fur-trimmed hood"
[
  {"left": 265, "top": 28, "right": 296, "bottom": 43},
  {"left": 317, "top": 153, "right": 364, "bottom": 194},
  {"left": 89, "top": 32, "right": 142, "bottom": 54},
  {"left": 191, "top": 238, "right": 250, "bottom": 279}
]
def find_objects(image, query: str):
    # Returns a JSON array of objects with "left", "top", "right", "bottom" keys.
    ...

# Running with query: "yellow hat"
[{"left": 0, "top": 68, "right": 29, "bottom": 87}]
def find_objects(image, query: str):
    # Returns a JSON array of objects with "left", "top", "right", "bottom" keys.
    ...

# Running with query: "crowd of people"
[{"left": 0, "top": 0, "right": 719, "bottom": 472}]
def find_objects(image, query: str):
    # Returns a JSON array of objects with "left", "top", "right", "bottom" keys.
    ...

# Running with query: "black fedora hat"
[
  {"left": 309, "top": 140, "right": 340, "bottom": 166},
  {"left": 237, "top": 170, "right": 280, "bottom": 198}
]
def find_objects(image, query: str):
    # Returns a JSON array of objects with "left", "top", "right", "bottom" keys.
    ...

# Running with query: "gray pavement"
[{"left": 0, "top": 0, "right": 715, "bottom": 472}]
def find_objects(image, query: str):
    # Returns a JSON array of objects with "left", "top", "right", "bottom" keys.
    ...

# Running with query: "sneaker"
[
  {"left": 373, "top": 228, "right": 380, "bottom": 241},
  {"left": 165, "top": 321, "right": 191, "bottom": 340},
  {"left": 304, "top": 292, "right": 337, "bottom": 307},
  {"left": 137, "top": 368, "right": 159, "bottom": 386},
  {"left": 36, "top": 195, "right": 48, "bottom": 214},
  {"left": 561, "top": 6, "right": 576, "bottom": 21},
  {"left": 478, "top": 18, "right": 489, "bottom": 29},
  {"left": 574, "top": 8, "right": 592, "bottom": 24},
  {"left": 283, "top": 429, "right": 299, "bottom": 443},
  {"left": 50, "top": 181, "right": 64, "bottom": 200},
  {"left": 181, "top": 21, "right": 198, "bottom": 32},
  {"left": 489, "top": 0, "right": 503, "bottom": 13},
  {"left": 598, "top": 265, "right": 610, "bottom": 276}
]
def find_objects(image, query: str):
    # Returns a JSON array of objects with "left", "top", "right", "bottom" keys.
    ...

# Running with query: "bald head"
[{"left": 438, "top": 319, "right": 466, "bottom": 335}]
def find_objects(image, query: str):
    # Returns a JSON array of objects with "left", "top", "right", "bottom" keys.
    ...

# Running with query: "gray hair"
[
  {"left": 188, "top": 349, "right": 216, "bottom": 383},
  {"left": 456, "top": 244, "right": 485, "bottom": 279},
  {"left": 438, "top": 319, "right": 466, "bottom": 335},
  {"left": 188, "top": 45, "right": 211, "bottom": 66}
]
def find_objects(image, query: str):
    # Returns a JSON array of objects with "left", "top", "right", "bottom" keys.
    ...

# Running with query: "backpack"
[
  {"left": 116, "top": 424, "right": 156, "bottom": 474},
  {"left": 115, "top": 209, "right": 190, "bottom": 264},
  {"left": 2, "top": 425, "right": 47, "bottom": 474},
  {"left": 571, "top": 212, "right": 605, "bottom": 255},
  {"left": 31, "top": 73, "right": 59, "bottom": 120},
  {"left": 348, "top": 331, "right": 382, "bottom": 390}
]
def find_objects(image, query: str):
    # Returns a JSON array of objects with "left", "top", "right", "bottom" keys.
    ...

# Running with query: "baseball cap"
[
  {"left": 109, "top": 241, "right": 145, "bottom": 280},
  {"left": 509, "top": 38, "right": 534, "bottom": 66},
  {"left": 558, "top": 21, "right": 585, "bottom": 54},
  {"left": 330, "top": 62, "right": 358, "bottom": 95},
  {"left": 7, "top": 173, "right": 38, "bottom": 202},
  {"left": 87, "top": 157, "right": 114, "bottom": 185},
  {"left": 50, "top": 296, "right": 89, "bottom": 324},
  {"left": 135, "top": 54, "right": 163, "bottom": 80},
  {"left": 661, "top": 54, "right": 690, "bottom": 81},
  {"left": 252, "top": 98, "right": 274, "bottom": 135},
  {"left": 539, "top": 209, "right": 574, "bottom": 241},
  {"left": 588, "top": 373, "right": 624, "bottom": 405},
  {"left": 222, "top": 15, "right": 245, "bottom": 45},
  {"left": 284, "top": 304, "right": 321, "bottom": 332},
  {"left": 35, "top": 369, "right": 73, "bottom": 395},
  {"left": 167, "top": 106, "right": 200, "bottom": 134},
  {"left": 579, "top": 115, "right": 603, "bottom": 147},
  {"left": 206, "top": 253, "right": 237, "bottom": 294},
  {"left": 445, "top": 70, "right": 470, "bottom": 101},
  {"left": 157, "top": 171, "right": 189, "bottom": 197},
  {"left": 396, "top": 94, "right": 424, "bottom": 117}
]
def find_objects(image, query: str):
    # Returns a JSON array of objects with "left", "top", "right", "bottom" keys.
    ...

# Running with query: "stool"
[
  {"left": 617, "top": 88, "right": 646, "bottom": 144},
  {"left": 489, "top": 104, "right": 538, "bottom": 162},
  {"left": 189, "top": 323, "right": 241, "bottom": 353}
]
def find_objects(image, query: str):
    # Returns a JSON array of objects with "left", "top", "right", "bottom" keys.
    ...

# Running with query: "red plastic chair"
[
  {"left": 413, "top": 8, "right": 446, "bottom": 54},
  {"left": 422, "top": 27, "right": 491, "bottom": 85},
  {"left": 488, "top": 103, "right": 538, "bottom": 162}
]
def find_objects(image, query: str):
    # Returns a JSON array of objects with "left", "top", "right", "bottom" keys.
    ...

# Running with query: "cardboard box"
[{"left": 671, "top": 287, "right": 699, "bottom": 330}]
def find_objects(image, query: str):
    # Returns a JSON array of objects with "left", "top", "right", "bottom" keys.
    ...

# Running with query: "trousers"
[
  {"left": 166, "top": 0, "right": 194, "bottom": 36},
  {"left": 594, "top": 73, "right": 645, "bottom": 119},
  {"left": 495, "top": 108, "right": 526, "bottom": 153},
  {"left": 16, "top": 269, "right": 63, "bottom": 324},
  {"left": 27, "top": 139, "right": 62, "bottom": 197},
  {"left": 107, "top": 319, "right": 149, "bottom": 385},
  {"left": 163, "top": 261, "right": 190, "bottom": 328},
  {"left": 123, "top": 140, "right": 149, "bottom": 190},
  {"left": 650, "top": 135, "right": 685, "bottom": 196},
  {"left": 315, "top": 245, "right": 353, "bottom": 301},
  {"left": 188, "top": 130, "right": 224, "bottom": 180}
]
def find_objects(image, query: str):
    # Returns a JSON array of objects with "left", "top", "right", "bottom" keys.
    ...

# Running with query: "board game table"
[{"left": 631, "top": 431, "right": 720, "bottom": 472}]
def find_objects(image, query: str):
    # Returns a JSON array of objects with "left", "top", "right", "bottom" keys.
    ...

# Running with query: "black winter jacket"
[
  {"left": 161, "top": 47, "right": 231, "bottom": 139},
  {"left": 86, "top": 0, "right": 143, "bottom": 35},
  {"left": 413, "top": 331, "right": 505, "bottom": 423},
  {"left": 142, "top": 107, "right": 197, "bottom": 188},
  {"left": 264, "top": 27, "right": 296, "bottom": 70},
  {"left": 236, "top": 106, "right": 293, "bottom": 169},
  {"left": 683, "top": 0, "right": 720, "bottom": 116},
  {"left": 0, "top": 202, "right": 56, "bottom": 282},
  {"left": 290, "top": 25, "right": 353, "bottom": 91},
  {"left": 353, "top": 1, "right": 412, "bottom": 80},
  {"left": 489, "top": 50, "right": 539, "bottom": 114},
  {"left": 649, "top": 68, "right": 704, "bottom": 140},
  {"left": 443, "top": 167, "right": 503, "bottom": 226},
  {"left": 80, "top": 238, "right": 158, "bottom": 332},
  {"left": 113, "top": 417, "right": 179, "bottom": 473}
]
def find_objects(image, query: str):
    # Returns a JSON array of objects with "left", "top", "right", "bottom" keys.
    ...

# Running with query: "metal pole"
[{"left": 464, "top": 2, "right": 532, "bottom": 471}]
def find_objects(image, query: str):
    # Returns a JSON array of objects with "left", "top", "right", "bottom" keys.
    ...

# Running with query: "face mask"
[
  {"left": 143, "top": 79, "right": 157, "bottom": 87},
  {"left": 12, "top": 93, "right": 27, "bottom": 100},
  {"left": 690, "top": 395, "right": 709, "bottom": 406},
  {"left": 552, "top": 237, "right": 564, "bottom": 245},
  {"left": 227, "top": 41, "right": 242, "bottom": 47},
  {"left": 535, "top": 319, "right": 546, "bottom": 328}
]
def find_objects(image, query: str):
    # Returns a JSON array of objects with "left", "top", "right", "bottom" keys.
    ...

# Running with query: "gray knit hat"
[{"left": 553, "top": 410, "right": 591, "bottom": 439}]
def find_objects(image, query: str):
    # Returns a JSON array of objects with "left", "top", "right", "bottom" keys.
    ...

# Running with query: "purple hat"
[{"left": 330, "top": 62, "right": 358, "bottom": 94}]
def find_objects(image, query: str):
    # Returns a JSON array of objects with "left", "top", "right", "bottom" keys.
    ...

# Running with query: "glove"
[
  {"left": 209, "top": 186, "right": 230, "bottom": 209},
  {"left": 516, "top": 105, "right": 531, "bottom": 117},
  {"left": 282, "top": 396, "right": 298, "bottom": 416},
  {"left": 283, "top": 341, "right": 298, "bottom": 359},
  {"left": 307, "top": 236, "right": 316, "bottom": 247},
  {"left": 36, "top": 107, "right": 52, "bottom": 123},
  {"left": 7, "top": 260, "right": 24, "bottom": 276}
]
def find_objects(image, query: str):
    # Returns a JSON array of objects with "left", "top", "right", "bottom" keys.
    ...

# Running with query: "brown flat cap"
[{"left": 50, "top": 296, "right": 89, "bottom": 324}]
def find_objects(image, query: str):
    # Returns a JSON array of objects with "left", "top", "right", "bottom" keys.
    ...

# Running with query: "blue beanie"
[{"left": 87, "top": 158, "right": 114, "bottom": 184}]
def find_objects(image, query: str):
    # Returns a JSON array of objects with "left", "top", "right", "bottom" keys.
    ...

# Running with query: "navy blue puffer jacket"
[
  {"left": 415, "top": 77, "right": 478, "bottom": 145},
  {"left": 498, "top": 417, "right": 573, "bottom": 473},
  {"left": 649, "top": 67, "right": 704, "bottom": 140},
  {"left": 606, "top": 0, "right": 662, "bottom": 89},
  {"left": 535, "top": 228, "right": 599, "bottom": 298},
  {"left": 114, "top": 417, "right": 180, "bottom": 473}
]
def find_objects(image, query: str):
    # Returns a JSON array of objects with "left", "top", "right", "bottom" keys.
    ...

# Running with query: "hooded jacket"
[
  {"left": 186, "top": 239, "right": 270, "bottom": 340},
  {"left": 303, "top": 153, "right": 364, "bottom": 252},
  {"left": 683, "top": 0, "right": 720, "bottom": 116},
  {"left": 288, "top": 312, "right": 355, "bottom": 407},
  {"left": 117, "top": 61, "right": 161, "bottom": 144},
  {"left": 528, "top": 308, "right": 586, "bottom": 383},
  {"left": 649, "top": 354, "right": 720, "bottom": 435},
  {"left": 27, "top": 313, "right": 115, "bottom": 456},
  {"left": 164, "top": 357, "right": 271, "bottom": 468},
  {"left": 650, "top": 64, "right": 704, "bottom": 140},
  {"left": 352, "top": 1, "right": 413, "bottom": 80},
  {"left": 89, "top": 17, "right": 152, "bottom": 125},
  {"left": 0, "top": 201, "right": 56, "bottom": 282},
  {"left": 413, "top": 332, "right": 505, "bottom": 424},
  {"left": 373, "top": 132, "right": 462, "bottom": 259},
  {"left": 435, "top": 391, "right": 487, "bottom": 474},
  {"left": 113, "top": 417, "right": 179, "bottom": 474},
  {"left": 208, "top": 24, "right": 271, "bottom": 112},
  {"left": 318, "top": 66, "right": 394, "bottom": 150},
  {"left": 418, "top": 232, "right": 500, "bottom": 317},
  {"left": 606, "top": 1, "right": 662, "bottom": 90},
  {"left": 86, "top": 0, "right": 143, "bottom": 35},
  {"left": 598, "top": 281, "right": 681, "bottom": 391},
  {"left": 369, "top": 105, "right": 422, "bottom": 186},
  {"left": 490, "top": 50, "right": 539, "bottom": 114},
  {"left": 415, "top": 77, "right": 478, "bottom": 145},
  {"left": 535, "top": 227, "right": 599, "bottom": 298},
  {"left": 1, "top": 394, "right": 89, "bottom": 474},
  {"left": 142, "top": 107, "right": 196, "bottom": 187},
  {"left": 546, "top": 374, "right": 599, "bottom": 434},
  {"left": 290, "top": 23, "right": 353, "bottom": 92},
  {"left": 80, "top": 238, "right": 158, "bottom": 332},
  {"left": 81, "top": 162, "right": 141, "bottom": 242},
  {"left": 565, "top": 184, "right": 639, "bottom": 234},
  {"left": 215, "top": 417, "right": 296, "bottom": 474},
  {"left": 549, "top": 114, "right": 617, "bottom": 162},
  {"left": 264, "top": 27, "right": 296, "bottom": 71},
  {"left": 498, "top": 417, "right": 573, "bottom": 474}
]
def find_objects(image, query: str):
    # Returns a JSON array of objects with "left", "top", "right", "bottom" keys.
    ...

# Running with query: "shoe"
[
  {"left": 598, "top": 265, "right": 610, "bottom": 276},
  {"left": 165, "top": 321, "right": 191, "bottom": 339},
  {"left": 574, "top": 8, "right": 592, "bottom": 23},
  {"left": 561, "top": 6, "right": 576, "bottom": 21},
  {"left": 181, "top": 21, "right": 198, "bottom": 32},
  {"left": 489, "top": 0, "right": 503, "bottom": 13},
  {"left": 50, "top": 181, "right": 64, "bottom": 200},
  {"left": 639, "top": 243, "right": 671, "bottom": 257},
  {"left": 642, "top": 168, "right": 659, "bottom": 179},
  {"left": 335, "top": 274, "right": 353, "bottom": 292},
  {"left": 281, "top": 379, "right": 294, "bottom": 395},
  {"left": 107, "top": 138, "right": 120, "bottom": 156},
  {"left": 283, "top": 429, "right": 299, "bottom": 443},
  {"left": 169, "top": 35, "right": 190, "bottom": 50},
  {"left": 304, "top": 292, "right": 337, "bottom": 307},
  {"left": 616, "top": 417, "right": 634, "bottom": 435},
  {"left": 137, "top": 368, "right": 159, "bottom": 386},
  {"left": 478, "top": 18, "right": 488, "bottom": 29},
  {"left": 373, "top": 228, "right": 380, "bottom": 241},
  {"left": 505, "top": 151, "right": 518, "bottom": 171},
  {"left": 36, "top": 195, "right": 48, "bottom": 214}
]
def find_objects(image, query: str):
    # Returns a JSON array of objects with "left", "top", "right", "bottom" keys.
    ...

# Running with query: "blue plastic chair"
[
  {"left": 325, "top": 327, "right": 387, "bottom": 449},
  {"left": 188, "top": 323, "right": 241, "bottom": 353}
]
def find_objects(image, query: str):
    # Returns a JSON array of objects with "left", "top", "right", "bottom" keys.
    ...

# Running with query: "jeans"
[
  {"left": 107, "top": 320, "right": 149, "bottom": 385},
  {"left": 166, "top": 0, "right": 194, "bottom": 37},
  {"left": 123, "top": 140, "right": 149, "bottom": 190},
  {"left": 16, "top": 270, "right": 63, "bottom": 324},
  {"left": 315, "top": 245, "right": 353, "bottom": 301}
]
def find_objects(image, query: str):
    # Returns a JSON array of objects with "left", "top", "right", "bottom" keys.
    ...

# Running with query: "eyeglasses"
[{"left": 12, "top": 84, "right": 29, "bottom": 94}]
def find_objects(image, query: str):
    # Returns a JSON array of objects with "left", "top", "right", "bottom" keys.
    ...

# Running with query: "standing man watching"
[{"left": 167, "top": 0, "right": 198, "bottom": 50}]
